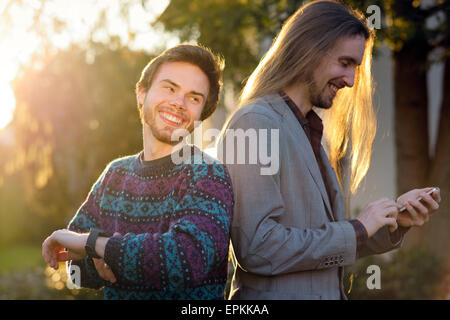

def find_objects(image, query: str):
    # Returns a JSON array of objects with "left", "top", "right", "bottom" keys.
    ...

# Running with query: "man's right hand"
[
  {"left": 356, "top": 198, "right": 401, "bottom": 238},
  {"left": 93, "top": 258, "right": 117, "bottom": 283},
  {"left": 93, "top": 232, "right": 121, "bottom": 283}
]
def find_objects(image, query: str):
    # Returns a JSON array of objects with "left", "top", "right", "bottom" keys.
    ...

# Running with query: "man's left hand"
[
  {"left": 42, "top": 229, "right": 87, "bottom": 269},
  {"left": 396, "top": 187, "right": 441, "bottom": 228}
]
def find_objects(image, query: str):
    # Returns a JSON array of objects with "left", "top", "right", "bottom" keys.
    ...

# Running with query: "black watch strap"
[{"left": 85, "top": 228, "right": 110, "bottom": 259}]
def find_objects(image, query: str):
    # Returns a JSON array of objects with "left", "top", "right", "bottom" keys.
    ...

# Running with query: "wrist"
[
  {"left": 85, "top": 228, "right": 110, "bottom": 259},
  {"left": 79, "top": 234, "right": 88, "bottom": 256},
  {"left": 349, "top": 219, "right": 368, "bottom": 257},
  {"left": 66, "top": 232, "right": 88, "bottom": 257},
  {"left": 95, "top": 237, "right": 109, "bottom": 259},
  {"left": 55, "top": 230, "right": 88, "bottom": 255}
]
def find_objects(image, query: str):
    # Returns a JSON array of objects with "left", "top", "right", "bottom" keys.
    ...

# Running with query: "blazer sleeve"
[{"left": 217, "top": 111, "right": 357, "bottom": 276}]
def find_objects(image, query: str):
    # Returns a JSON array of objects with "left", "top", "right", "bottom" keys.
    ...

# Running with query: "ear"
[{"left": 137, "top": 88, "right": 146, "bottom": 106}]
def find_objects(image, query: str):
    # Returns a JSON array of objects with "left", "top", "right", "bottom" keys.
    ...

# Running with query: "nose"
[
  {"left": 343, "top": 68, "right": 355, "bottom": 88},
  {"left": 169, "top": 94, "right": 186, "bottom": 110}
]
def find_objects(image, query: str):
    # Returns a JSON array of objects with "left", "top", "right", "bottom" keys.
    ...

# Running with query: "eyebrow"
[{"left": 160, "top": 79, "right": 206, "bottom": 99}]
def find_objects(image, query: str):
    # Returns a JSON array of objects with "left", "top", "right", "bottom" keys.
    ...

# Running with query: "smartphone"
[{"left": 399, "top": 187, "right": 438, "bottom": 213}]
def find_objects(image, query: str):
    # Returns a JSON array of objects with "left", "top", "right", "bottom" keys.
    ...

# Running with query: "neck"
[
  {"left": 142, "top": 125, "right": 184, "bottom": 161},
  {"left": 283, "top": 82, "right": 312, "bottom": 115}
]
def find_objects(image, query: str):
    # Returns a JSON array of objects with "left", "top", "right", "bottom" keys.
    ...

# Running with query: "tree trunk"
[
  {"left": 426, "top": 59, "right": 450, "bottom": 258},
  {"left": 393, "top": 45, "right": 450, "bottom": 298},
  {"left": 393, "top": 48, "right": 430, "bottom": 248},
  {"left": 428, "top": 59, "right": 450, "bottom": 299}
]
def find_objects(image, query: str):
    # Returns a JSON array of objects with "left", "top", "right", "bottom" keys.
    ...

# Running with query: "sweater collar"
[{"left": 133, "top": 145, "right": 197, "bottom": 177}]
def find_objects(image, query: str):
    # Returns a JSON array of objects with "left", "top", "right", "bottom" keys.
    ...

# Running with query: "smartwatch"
[{"left": 85, "top": 228, "right": 110, "bottom": 259}]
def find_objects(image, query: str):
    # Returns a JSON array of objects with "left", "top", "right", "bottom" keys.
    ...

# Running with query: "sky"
[{"left": 0, "top": 0, "right": 174, "bottom": 130}]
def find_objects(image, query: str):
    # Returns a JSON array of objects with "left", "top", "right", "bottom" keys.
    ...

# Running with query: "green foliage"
[
  {"left": 345, "top": 246, "right": 443, "bottom": 299},
  {"left": 339, "top": 0, "right": 450, "bottom": 57},
  {"left": 156, "top": 0, "right": 303, "bottom": 88},
  {"left": 157, "top": 0, "right": 450, "bottom": 84}
]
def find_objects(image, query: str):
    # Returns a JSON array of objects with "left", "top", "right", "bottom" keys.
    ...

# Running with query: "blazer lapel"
[
  {"left": 265, "top": 95, "right": 335, "bottom": 222},
  {"left": 319, "top": 147, "right": 346, "bottom": 221}
]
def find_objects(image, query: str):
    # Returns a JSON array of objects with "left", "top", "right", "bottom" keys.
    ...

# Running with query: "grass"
[
  {"left": 0, "top": 243, "right": 103, "bottom": 299},
  {"left": 0, "top": 244, "right": 45, "bottom": 273}
]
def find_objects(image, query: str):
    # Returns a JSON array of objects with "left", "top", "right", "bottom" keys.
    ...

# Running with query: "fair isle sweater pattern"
[{"left": 67, "top": 148, "right": 234, "bottom": 300}]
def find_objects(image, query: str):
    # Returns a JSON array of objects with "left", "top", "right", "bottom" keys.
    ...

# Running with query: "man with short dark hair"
[
  {"left": 218, "top": 0, "right": 441, "bottom": 300},
  {"left": 42, "top": 44, "right": 234, "bottom": 300}
]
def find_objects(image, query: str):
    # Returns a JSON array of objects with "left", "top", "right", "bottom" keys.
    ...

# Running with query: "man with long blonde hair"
[{"left": 218, "top": 0, "right": 440, "bottom": 299}]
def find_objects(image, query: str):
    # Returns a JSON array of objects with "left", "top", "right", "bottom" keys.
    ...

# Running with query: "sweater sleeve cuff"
[
  {"left": 104, "top": 235, "right": 123, "bottom": 276},
  {"left": 348, "top": 219, "right": 368, "bottom": 259}
]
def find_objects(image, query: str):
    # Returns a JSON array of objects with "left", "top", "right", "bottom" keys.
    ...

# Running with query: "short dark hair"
[{"left": 136, "top": 44, "right": 224, "bottom": 121}]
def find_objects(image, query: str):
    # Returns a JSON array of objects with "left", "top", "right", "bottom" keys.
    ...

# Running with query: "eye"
[
  {"left": 190, "top": 96, "right": 202, "bottom": 104},
  {"left": 341, "top": 61, "right": 349, "bottom": 68},
  {"left": 164, "top": 86, "right": 175, "bottom": 92}
]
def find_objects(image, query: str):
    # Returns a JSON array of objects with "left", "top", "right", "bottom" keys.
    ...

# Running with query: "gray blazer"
[{"left": 217, "top": 94, "right": 403, "bottom": 300}]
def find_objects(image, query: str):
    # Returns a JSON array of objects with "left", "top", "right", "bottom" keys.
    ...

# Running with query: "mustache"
[{"left": 328, "top": 79, "right": 345, "bottom": 89}]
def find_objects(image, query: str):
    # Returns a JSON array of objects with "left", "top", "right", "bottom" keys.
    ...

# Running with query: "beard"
[
  {"left": 143, "top": 105, "right": 188, "bottom": 146},
  {"left": 309, "top": 78, "right": 333, "bottom": 110}
]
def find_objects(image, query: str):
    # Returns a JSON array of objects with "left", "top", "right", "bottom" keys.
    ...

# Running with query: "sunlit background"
[
  {"left": 0, "top": 0, "right": 174, "bottom": 131},
  {"left": 0, "top": 0, "right": 181, "bottom": 299},
  {"left": 0, "top": 0, "right": 449, "bottom": 300}
]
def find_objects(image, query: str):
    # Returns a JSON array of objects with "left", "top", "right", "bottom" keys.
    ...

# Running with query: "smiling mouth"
[
  {"left": 328, "top": 81, "right": 346, "bottom": 98},
  {"left": 159, "top": 111, "right": 184, "bottom": 126},
  {"left": 329, "top": 83, "right": 339, "bottom": 95}
]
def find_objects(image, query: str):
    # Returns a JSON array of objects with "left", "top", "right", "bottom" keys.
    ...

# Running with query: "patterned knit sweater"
[{"left": 67, "top": 146, "right": 234, "bottom": 300}]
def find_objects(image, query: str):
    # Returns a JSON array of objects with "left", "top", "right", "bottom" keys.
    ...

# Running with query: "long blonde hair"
[{"left": 239, "top": 0, "right": 376, "bottom": 194}]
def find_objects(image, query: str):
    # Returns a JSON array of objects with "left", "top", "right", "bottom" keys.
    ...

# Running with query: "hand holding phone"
[
  {"left": 399, "top": 187, "right": 438, "bottom": 213},
  {"left": 396, "top": 187, "right": 440, "bottom": 229}
]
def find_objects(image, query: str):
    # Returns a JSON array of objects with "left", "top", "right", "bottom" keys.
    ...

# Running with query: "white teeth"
[
  {"left": 330, "top": 84, "right": 338, "bottom": 93},
  {"left": 161, "top": 112, "right": 182, "bottom": 124}
]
